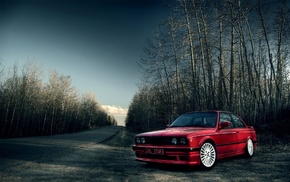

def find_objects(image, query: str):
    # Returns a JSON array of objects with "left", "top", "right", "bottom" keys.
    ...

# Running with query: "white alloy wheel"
[
  {"left": 246, "top": 138, "right": 254, "bottom": 157},
  {"left": 200, "top": 142, "right": 216, "bottom": 168}
]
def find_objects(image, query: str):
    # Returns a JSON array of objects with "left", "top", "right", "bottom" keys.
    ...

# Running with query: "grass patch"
[
  {"left": 102, "top": 127, "right": 136, "bottom": 148},
  {"left": 256, "top": 133, "right": 290, "bottom": 152},
  {"left": 256, "top": 119, "right": 290, "bottom": 152}
]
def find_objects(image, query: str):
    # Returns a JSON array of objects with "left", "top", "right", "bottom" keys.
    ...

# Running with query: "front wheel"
[
  {"left": 245, "top": 138, "right": 254, "bottom": 157},
  {"left": 200, "top": 142, "right": 216, "bottom": 169}
]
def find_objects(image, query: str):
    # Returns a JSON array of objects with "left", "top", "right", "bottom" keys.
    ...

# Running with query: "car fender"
[{"left": 198, "top": 136, "right": 216, "bottom": 148}]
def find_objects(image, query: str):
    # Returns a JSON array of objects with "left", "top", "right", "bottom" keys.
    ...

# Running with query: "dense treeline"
[
  {"left": 126, "top": 0, "right": 290, "bottom": 132},
  {"left": 0, "top": 62, "right": 117, "bottom": 138}
]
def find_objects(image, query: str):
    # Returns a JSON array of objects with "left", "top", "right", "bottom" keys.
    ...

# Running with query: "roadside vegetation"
[
  {"left": 0, "top": 62, "right": 117, "bottom": 138},
  {"left": 103, "top": 127, "right": 136, "bottom": 148},
  {"left": 256, "top": 117, "right": 290, "bottom": 152},
  {"left": 125, "top": 0, "right": 290, "bottom": 144}
]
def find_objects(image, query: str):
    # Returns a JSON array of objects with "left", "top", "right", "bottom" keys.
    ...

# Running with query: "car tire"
[
  {"left": 200, "top": 142, "right": 216, "bottom": 169},
  {"left": 245, "top": 138, "right": 254, "bottom": 157}
]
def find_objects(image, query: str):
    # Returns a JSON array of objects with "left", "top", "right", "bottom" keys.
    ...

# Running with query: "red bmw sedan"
[{"left": 132, "top": 111, "right": 257, "bottom": 169}]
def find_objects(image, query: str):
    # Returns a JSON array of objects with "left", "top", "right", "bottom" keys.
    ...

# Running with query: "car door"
[
  {"left": 230, "top": 113, "right": 248, "bottom": 153},
  {"left": 218, "top": 112, "right": 239, "bottom": 156}
]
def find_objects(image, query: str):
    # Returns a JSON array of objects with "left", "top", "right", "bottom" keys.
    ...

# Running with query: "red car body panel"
[{"left": 132, "top": 111, "right": 257, "bottom": 166}]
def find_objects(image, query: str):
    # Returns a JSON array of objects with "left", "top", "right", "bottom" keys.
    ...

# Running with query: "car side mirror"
[{"left": 219, "top": 121, "right": 231, "bottom": 129}]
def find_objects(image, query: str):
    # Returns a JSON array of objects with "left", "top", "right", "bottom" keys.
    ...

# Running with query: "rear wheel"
[
  {"left": 200, "top": 142, "right": 216, "bottom": 169},
  {"left": 245, "top": 138, "right": 254, "bottom": 157}
]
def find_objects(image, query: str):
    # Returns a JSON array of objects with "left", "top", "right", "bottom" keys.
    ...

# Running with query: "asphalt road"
[
  {"left": 0, "top": 126, "right": 122, "bottom": 182},
  {"left": 0, "top": 126, "right": 289, "bottom": 182}
]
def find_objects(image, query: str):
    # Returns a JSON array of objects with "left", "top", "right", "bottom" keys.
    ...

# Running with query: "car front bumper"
[{"left": 132, "top": 145, "right": 201, "bottom": 165}]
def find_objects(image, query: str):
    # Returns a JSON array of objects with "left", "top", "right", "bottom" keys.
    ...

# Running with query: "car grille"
[{"left": 145, "top": 137, "right": 172, "bottom": 145}]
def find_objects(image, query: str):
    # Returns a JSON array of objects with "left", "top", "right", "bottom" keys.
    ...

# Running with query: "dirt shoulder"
[{"left": 0, "top": 126, "right": 289, "bottom": 182}]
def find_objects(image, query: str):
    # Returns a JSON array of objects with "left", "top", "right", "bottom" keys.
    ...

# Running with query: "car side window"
[
  {"left": 231, "top": 114, "right": 246, "bottom": 128},
  {"left": 219, "top": 113, "right": 233, "bottom": 128}
]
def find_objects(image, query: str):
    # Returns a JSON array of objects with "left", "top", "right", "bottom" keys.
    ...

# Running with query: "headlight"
[
  {"left": 172, "top": 137, "right": 177, "bottom": 145},
  {"left": 180, "top": 138, "right": 187, "bottom": 145},
  {"left": 141, "top": 137, "right": 145, "bottom": 144},
  {"left": 136, "top": 137, "right": 140, "bottom": 144}
]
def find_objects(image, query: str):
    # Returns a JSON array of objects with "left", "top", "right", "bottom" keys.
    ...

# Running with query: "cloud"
[
  {"left": 102, "top": 105, "right": 128, "bottom": 126},
  {"left": 102, "top": 105, "right": 128, "bottom": 116}
]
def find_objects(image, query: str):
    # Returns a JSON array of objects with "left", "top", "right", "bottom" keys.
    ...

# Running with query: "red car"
[{"left": 132, "top": 111, "right": 257, "bottom": 168}]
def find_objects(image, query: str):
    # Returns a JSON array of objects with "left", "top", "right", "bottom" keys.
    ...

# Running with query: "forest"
[
  {"left": 0, "top": 62, "right": 117, "bottom": 138},
  {"left": 126, "top": 0, "right": 290, "bottom": 132}
]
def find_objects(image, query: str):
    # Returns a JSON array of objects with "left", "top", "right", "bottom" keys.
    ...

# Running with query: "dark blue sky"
[{"left": 0, "top": 0, "right": 170, "bottom": 112}]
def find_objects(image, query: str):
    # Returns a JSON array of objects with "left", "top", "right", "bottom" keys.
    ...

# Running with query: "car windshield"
[{"left": 169, "top": 112, "right": 217, "bottom": 128}]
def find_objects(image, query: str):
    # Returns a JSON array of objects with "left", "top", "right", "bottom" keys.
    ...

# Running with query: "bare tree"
[
  {"left": 129, "top": 0, "right": 290, "bottom": 132},
  {"left": 0, "top": 62, "right": 115, "bottom": 138}
]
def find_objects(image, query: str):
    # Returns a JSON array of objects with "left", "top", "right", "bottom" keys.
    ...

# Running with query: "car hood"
[{"left": 137, "top": 127, "right": 215, "bottom": 137}]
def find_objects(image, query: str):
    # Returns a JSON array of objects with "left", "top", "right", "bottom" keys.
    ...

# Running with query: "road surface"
[{"left": 0, "top": 126, "right": 289, "bottom": 181}]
